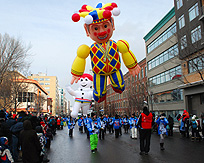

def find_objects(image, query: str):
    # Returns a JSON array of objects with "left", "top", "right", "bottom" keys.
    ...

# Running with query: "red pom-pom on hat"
[
  {"left": 103, "top": 10, "right": 112, "bottom": 19},
  {"left": 72, "top": 13, "right": 80, "bottom": 22}
]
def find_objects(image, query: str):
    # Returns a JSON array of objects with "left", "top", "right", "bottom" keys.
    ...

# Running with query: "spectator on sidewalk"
[
  {"left": 20, "top": 120, "right": 41, "bottom": 163},
  {"left": 167, "top": 115, "right": 174, "bottom": 136},
  {"left": 0, "top": 137, "right": 14, "bottom": 163}
]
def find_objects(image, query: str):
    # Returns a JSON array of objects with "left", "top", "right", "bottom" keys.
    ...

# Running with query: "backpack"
[{"left": 192, "top": 121, "right": 197, "bottom": 129}]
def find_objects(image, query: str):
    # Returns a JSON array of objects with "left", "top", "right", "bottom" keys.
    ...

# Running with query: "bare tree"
[
  {"left": 0, "top": 74, "right": 12, "bottom": 110},
  {"left": 0, "top": 71, "right": 29, "bottom": 113},
  {"left": 0, "top": 33, "right": 31, "bottom": 85}
]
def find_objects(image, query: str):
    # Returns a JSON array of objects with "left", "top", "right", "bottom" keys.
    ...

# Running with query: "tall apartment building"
[
  {"left": 28, "top": 73, "right": 59, "bottom": 115},
  {"left": 174, "top": 0, "right": 204, "bottom": 115},
  {"left": 58, "top": 88, "right": 68, "bottom": 115},
  {"left": 144, "top": 7, "right": 184, "bottom": 118}
]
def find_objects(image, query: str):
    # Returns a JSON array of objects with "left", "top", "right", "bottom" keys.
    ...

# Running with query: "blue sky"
[{"left": 0, "top": 0, "right": 174, "bottom": 105}]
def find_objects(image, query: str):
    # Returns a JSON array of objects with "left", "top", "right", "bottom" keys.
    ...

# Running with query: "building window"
[
  {"left": 178, "top": 14, "right": 185, "bottom": 29},
  {"left": 39, "top": 83, "right": 44, "bottom": 85},
  {"left": 188, "top": 56, "right": 204, "bottom": 73},
  {"left": 180, "top": 35, "right": 187, "bottom": 50},
  {"left": 40, "top": 78, "right": 44, "bottom": 81},
  {"left": 132, "top": 76, "right": 134, "bottom": 83},
  {"left": 135, "top": 75, "right": 137, "bottom": 81},
  {"left": 45, "top": 78, "right": 50, "bottom": 81},
  {"left": 141, "top": 68, "right": 144, "bottom": 78},
  {"left": 148, "top": 44, "right": 178, "bottom": 70},
  {"left": 147, "top": 23, "right": 176, "bottom": 53},
  {"left": 34, "top": 78, "right": 38, "bottom": 81},
  {"left": 138, "top": 72, "right": 140, "bottom": 80},
  {"left": 191, "top": 25, "right": 201, "bottom": 43},
  {"left": 176, "top": 0, "right": 183, "bottom": 10},
  {"left": 149, "top": 66, "right": 182, "bottom": 87},
  {"left": 189, "top": 3, "right": 199, "bottom": 22},
  {"left": 145, "top": 66, "right": 147, "bottom": 77},
  {"left": 45, "top": 83, "right": 50, "bottom": 85},
  {"left": 154, "top": 89, "right": 183, "bottom": 104},
  {"left": 45, "top": 87, "right": 50, "bottom": 89}
]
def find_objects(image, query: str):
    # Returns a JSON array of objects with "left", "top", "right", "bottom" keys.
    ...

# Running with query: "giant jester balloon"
[
  {"left": 70, "top": 2, "right": 141, "bottom": 103},
  {"left": 67, "top": 73, "right": 93, "bottom": 118}
]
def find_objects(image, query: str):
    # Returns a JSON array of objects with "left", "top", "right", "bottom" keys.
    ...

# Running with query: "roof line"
[{"left": 143, "top": 7, "right": 175, "bottom": 42}]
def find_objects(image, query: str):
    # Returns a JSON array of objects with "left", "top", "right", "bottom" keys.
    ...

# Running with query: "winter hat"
[
  {"left": 0, "top": 137, "right": 8, "bottom": 147},
  {"left": 160, "top": 113, "right": 166, "bottom": 119},
  {"left": 72, "top": 3, "right": 120, "bottom": 25}
]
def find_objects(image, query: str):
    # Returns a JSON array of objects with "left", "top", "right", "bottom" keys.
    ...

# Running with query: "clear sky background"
[{"left": 0, "top": 0, "right": 174, "bottom": 106}]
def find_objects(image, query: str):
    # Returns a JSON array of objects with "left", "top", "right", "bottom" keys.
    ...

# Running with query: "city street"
[{"left": 47, "top": 126, "right": 204, "bottom": 163}]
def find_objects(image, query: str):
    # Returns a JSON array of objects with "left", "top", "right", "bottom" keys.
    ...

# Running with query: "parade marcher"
[
  {"left": 119, "top": 115, "right": 122, "bottom": 136},
  {"left": 167, "top": 115, "right": 174, "bottom": 136},
  {"left": 137, "top": 106, "right": 153, "bottom": 155},
  {"left": 68, "top": 117, "right": 75, "bottom": 137},
  {"left": 113, "top": 114, "right": 121, "bottom": 138},
  {"left": 78, "top": 116, "right": 84, "bottom": 133},
  {"left": 99, "top": 115, "right": 106, "bottom": 140},
  {"left": 123, "top": 115, "right": 129, "bottom": 134},
  {"left": 108, "top": 117, "right": 114, "bottom": 134},
  {"left": 0, "top": 137, "right": 14, "bottom": 163},
  {"left": 102, "top": 115, "right": 108, "bottom": 134},
  {"left": 129, "top": 113, "right": 138, "bottom": 139},
  {"left": 87, "top": 113, "right": 100, "bottom": 153},
  {"left": 156, "top": 113, "right": 168, "bottom": 150},
  {"left": 19, "top": 120, "right": 41, "bottom": 163}
]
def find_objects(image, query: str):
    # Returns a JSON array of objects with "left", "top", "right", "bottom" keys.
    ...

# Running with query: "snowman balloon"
[{"left": 67, "top": 73, "right": 93, "bottom": 118}]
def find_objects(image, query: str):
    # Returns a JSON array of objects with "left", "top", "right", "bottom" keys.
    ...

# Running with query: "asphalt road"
[{"left": 47, "top": 126, "right": 204, "bottom": 163}]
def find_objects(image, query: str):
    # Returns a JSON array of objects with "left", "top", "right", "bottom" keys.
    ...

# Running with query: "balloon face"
[
  {"left": 86, "top": 20, "right": 115, "bottom": 43},
  {"left": 78, "top": 77, "right": 92, "bottom": 89}
]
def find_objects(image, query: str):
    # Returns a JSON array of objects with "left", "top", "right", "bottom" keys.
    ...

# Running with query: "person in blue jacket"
[
  {"left": 68, "top": 117, "right": 75, "bottom": 137},
  {"left": 78, "top": 116, "right": 84, "bottom": 133},
  {"left": 87, "top": 113, "right": 100, "bottom": 153},
  {"left": 156, "top": 113, "right": 168, "bottom": 150},
  {"left": 129, "top": 113, "right": 138, "bottom": 139},
  {"left": 123, "top": 115, "right": 129, "bottom": 134},
  {"left": 113, "top": 114, "right": 122, "bottom": 138},
  {"left": 108, "top": 116, "right": 114, "bottom": 134}
]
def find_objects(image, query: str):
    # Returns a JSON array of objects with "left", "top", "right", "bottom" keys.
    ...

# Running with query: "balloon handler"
[{"left": 71, "top": 2, "right": 141, "bottom": 103}]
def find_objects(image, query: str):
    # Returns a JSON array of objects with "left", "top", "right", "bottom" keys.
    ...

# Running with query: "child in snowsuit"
[
  {"left": 0, "top": 137, "right": 14, "bottom": 163},
  {"left": 87, "top": 113, "right": 100, "bottom": 153}
]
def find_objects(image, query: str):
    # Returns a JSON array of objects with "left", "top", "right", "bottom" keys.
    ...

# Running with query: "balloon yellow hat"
[{"left": 72, "top": 2, "right": 120, "bottom": 25}]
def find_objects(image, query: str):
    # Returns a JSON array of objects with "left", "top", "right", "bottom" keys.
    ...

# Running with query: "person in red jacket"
[
  {"left": 57, "top": 118, "right": 61, "bottom": 130},
  {"left": 137, "top": 106, "right": 154, "bottom": 155}
]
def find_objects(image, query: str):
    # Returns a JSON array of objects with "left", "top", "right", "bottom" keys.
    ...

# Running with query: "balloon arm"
[
  {"left": 66, "top": 85, "right": 76, "bottom": 96},
  {"left": 128, "top": 64, "right": 141, "bottom": 76}
]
